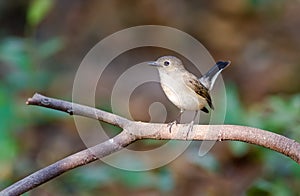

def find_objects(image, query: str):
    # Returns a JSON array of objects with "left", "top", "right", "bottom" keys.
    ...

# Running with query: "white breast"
[{"left": 159, "top": 71, "right": 206, "bottom": 111}]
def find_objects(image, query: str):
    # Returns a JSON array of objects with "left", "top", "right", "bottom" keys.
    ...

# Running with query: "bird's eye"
[{"left": 164, "top": 61, "right": 170, "bottom": 66}]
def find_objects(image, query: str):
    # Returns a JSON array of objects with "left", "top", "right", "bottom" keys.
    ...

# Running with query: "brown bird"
[{"left": 148, "top": 56, "right": 230, "bottom": 135}]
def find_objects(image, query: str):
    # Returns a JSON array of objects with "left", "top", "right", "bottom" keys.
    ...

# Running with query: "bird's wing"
[{"left": 183, "top": 73, "right": 214, "bottom": 110}]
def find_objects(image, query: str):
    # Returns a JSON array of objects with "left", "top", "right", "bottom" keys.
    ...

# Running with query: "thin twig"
[
  {"left": 1, "top": 93, "right": 299, "bottom": 195},
  {"left": 26, "top": 93, "right": 130, "bottom": 127}
]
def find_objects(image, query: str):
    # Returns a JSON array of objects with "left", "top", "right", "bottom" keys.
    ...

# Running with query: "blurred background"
[{"left": 1, "top": 0, "right": 300, "bottom": 195}]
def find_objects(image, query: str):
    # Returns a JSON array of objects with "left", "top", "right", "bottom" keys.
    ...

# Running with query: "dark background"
[{"left": 1, "top": 0, "right": 300, "bottom": 195}]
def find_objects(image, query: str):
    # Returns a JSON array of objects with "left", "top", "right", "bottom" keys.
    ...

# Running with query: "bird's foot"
[
  {"left": 186, "top": 120, "right": 194, "bottom": 139},
  {"left": 167, "top": 120, "right": 178, "bottom": 133}
]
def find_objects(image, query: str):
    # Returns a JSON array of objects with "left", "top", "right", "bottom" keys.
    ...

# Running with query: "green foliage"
[
  {"left": 248, "top": 178, "right": 293, "bottom": 196},
  {"left": 187, "top": 151, "right": 220, "bottom": 172},
  {"left": 0, "top": 37, "right": 63, "bottom": 92},
  {"left": 225, "top": 84, "right": 300, "bottom": 195},
  {"left": 27, "top": 0, "right": 54, "bottom": 28},
  {"left": 225, "top": 84, "right": 251, "bottom": 157},
  {"left": 0, "top": 11, "right": 63, "bottom": 187},
  {"left": 65, "top": 165, "right": 174, "bottom": 194}
]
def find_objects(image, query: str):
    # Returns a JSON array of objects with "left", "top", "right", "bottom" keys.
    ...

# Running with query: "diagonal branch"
[{"left": 1, "top": 93, "right": 299, "bottom": 195}]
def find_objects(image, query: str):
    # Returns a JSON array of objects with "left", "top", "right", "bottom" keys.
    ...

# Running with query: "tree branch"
[{"left": 1, "top": 93, "right": 299, "bottom": 195}]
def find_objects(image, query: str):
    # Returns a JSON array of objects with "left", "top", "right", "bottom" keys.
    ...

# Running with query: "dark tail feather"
[
  {"left": 203, "top": 61, "right": 230, "bottom": 80},
  {"left": 199, "top": 61, "right": 231, "bottom": 90}
]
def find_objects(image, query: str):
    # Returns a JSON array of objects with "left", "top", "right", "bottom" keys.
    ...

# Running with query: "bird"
[{"left": 148, "top": 56, "right": 230, "bottom": 136}]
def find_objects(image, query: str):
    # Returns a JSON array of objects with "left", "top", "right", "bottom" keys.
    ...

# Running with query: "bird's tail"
[{"left": 199, "top": 61, "right": 231, "bottom": 90}]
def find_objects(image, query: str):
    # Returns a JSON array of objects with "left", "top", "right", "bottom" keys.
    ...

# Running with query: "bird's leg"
[
  {"left": 167, "top": 109, "right": 184, "bottom": 133},
  {"left": 186, "top": 110, "right": 198, "bottom": 138}
]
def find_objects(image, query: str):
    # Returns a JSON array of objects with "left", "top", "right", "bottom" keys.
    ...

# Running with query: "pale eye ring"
[{"left": 164, "top": 61, "right": 170, "bottom": 66}]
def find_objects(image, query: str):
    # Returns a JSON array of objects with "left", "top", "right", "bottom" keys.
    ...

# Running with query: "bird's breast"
[{"left": 159, "top": 71, "right": 207, "bottom": 110}]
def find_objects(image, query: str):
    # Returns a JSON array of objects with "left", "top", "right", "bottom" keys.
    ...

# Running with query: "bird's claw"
[
  {"left": 186, "top": 121, "right": 194, "bottom": 139},
  {"left": 167, "top": 120, "right": 177, "bottom": 133}
]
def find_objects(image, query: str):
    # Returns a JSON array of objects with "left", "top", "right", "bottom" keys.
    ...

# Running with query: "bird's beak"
[{"left": 147, "top": 61, "right": 160, "bottom": 66}]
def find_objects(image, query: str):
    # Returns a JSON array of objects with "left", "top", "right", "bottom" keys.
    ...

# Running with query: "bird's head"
[{"left": 148, "top": 56, "right": 184, "bottom": 71}]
